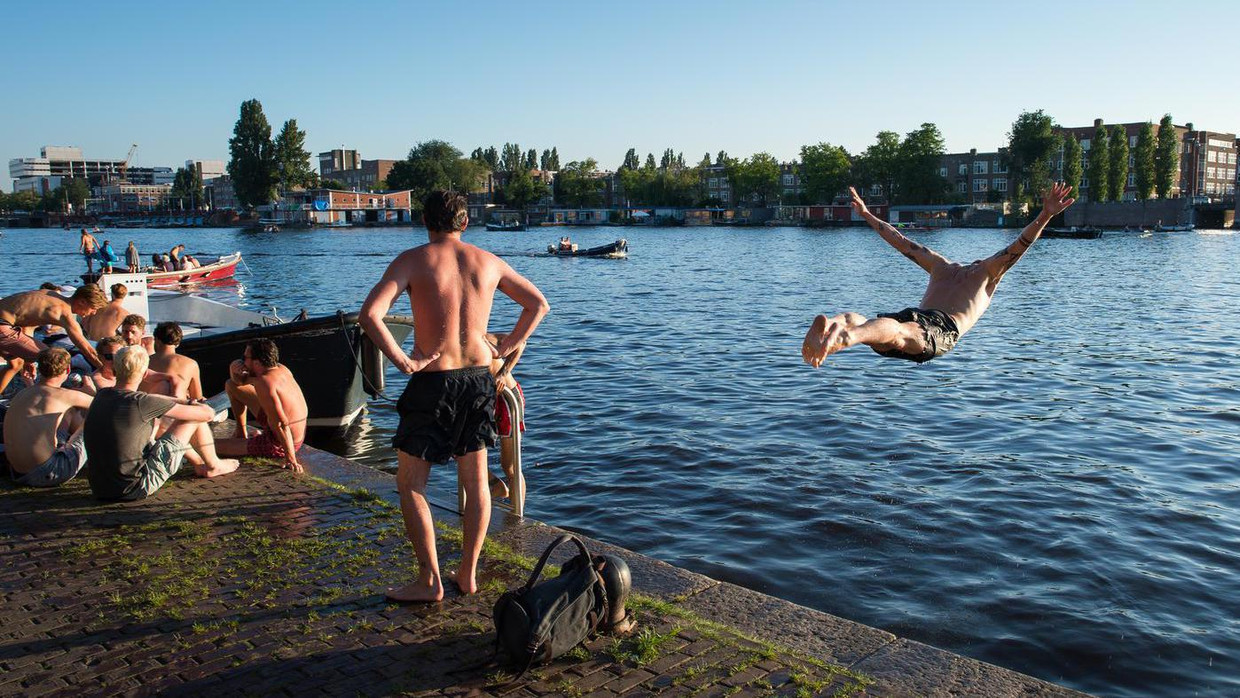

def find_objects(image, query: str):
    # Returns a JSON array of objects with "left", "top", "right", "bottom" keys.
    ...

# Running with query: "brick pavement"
[{"left": 0, "top": 464, "right": 873, "bottom": 697}]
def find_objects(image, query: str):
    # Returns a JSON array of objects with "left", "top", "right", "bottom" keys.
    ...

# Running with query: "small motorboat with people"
[
  {"left": 547, "top": 238, "right": 628, "bottom": 259},
  {"left": 1153, "top": 223, "right": 1194, "bottom": 232},
  {"left": 892, "top": 222, "right": 932, "bottom": 233},
  {"left": 1043, "top": 226, "right": 1103, "bottom": 239},
  {"left": 82, "top": 252, "right": 243, "bottom": 286}
]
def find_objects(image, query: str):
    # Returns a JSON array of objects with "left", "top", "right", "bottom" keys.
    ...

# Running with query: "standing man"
[
  {"left": 3, "top": 348, "right": 94, "bottom": 487},
  {"left": 79, "top": 229, "right": 99, "bottom": 274},
  {"left": 84, "top": 283, "right": 131, "bottom": 341},
  {"left": 215, "top": 338, "right": 308, "bottom": 472},
  {"left": 802, "top": 183, "right": 1075, "bottom": 366},
  {"left": 126, "top": 241, "right": 141, "bottom": 273},
  {"left": 84, "top": 345, "right": 239, "bottom": 501},
  {"left": 360, "top": 190, "right": 549, "bottom": 602},
  {"left": 0, "top": 285, "right": 106, "bottom": 395}
]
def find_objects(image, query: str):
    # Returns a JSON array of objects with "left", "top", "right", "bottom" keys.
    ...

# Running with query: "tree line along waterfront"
[{"left": 5, "top": 98, "right": 1229, "bottom": 222}]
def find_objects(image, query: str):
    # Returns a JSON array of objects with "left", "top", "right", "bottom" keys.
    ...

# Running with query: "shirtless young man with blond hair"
[
  {"left": 0, "top": 285, "right": 106, "bottom": 394},
  {"left": 4, "top": 348, "right": 94, "bottom": 487},
  {"left": 84, "top": 283, "right": 131, "bottom": 341},
  {"left": 802, "top": 183, "right": 1075, "bottom": 366},
  {"left": 361, "top": 189, "right": 549, "bottom": 603},
  {"left": 216, "top": 338, "right": 308, "bottom": 472}
]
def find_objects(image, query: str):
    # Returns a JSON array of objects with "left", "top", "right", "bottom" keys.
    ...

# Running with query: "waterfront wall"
[{"left": 1064, "top": 199, "right": 1189, "bottom": 228}]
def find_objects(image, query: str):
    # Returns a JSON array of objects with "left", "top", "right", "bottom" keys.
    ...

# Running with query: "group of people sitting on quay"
[
  {"left": 78, "top": 228, "right": 201, "bottom": 275},
  {"left": 0, "top": 281, "right": 311, "bottom": 499}
]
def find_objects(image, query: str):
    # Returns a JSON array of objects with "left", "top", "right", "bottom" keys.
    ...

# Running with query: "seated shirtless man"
[
  {"left": 802, "top": 183, "right": 1075, "bottom": 366},
  {"left": 3, "top": 348, "right": 94, "bottom": 487},
  {"left": 84, "top": 336, "right": 124, "bottom": 392},
  {"left": 119, "top": 315, "right": 182, "bottom": 397},
  {"left": 84, "top": 345, "right": 239, "bottom": 501},
  {"left": 84, "top": 283, "right": 131, "bottom": 341},
  {"left": 0, "top": 285, "right": 106, "bottom": 395},
  {"left": 148, "top": 322, "right": 203, "bottom": 400},
  {"left": 216, "top": 338, "right": 308, "bottom": 473}
]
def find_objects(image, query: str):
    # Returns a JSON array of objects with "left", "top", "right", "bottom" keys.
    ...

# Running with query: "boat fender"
[{"left": 360, "top": 333, "right": 385, "bottom": 397}]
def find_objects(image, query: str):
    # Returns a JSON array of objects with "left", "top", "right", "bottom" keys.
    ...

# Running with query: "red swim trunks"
[
  {"left": 496, "top": 382, "right": 525, "bottom": 438},
  {"left": 0, "top": 324, "right": 42, "bottom": 362},
  {"left": 246, "top": 430, "right": 303, "bottom": 459}
]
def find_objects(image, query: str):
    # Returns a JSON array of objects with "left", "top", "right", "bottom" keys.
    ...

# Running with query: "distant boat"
[
  {"left": 82, "top": 252, "right": 243, "bottom": 286},
  {"left": 1154, "top": 223, "right": 1194, "bottom": 232},
  {"left": 547, "top": 239, "right": 628, "bottom": 258},
  {"left": 893, "top": 223, "right": 932, "bottom": 233},
  {"left": 486, "top": 220, "right": 525, "bottom": 232},
  {"left": 1044, "top": 226, "right": 1103, "bottom": 239}
]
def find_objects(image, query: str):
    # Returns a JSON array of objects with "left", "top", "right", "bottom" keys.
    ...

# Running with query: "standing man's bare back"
[
  {"left": 361, "top": 190, "right": 548, "bottom": 603},
  {"left": 84, "top": 284, "right": 131, "bottom": 341}
]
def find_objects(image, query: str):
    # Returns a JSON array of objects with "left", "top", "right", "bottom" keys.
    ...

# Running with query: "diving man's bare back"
[{"left": 802, "top": 183, "right": 1075, "bottom": 365}]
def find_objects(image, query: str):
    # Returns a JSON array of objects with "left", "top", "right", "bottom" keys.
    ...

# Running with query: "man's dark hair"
[
  {"left": 39, "top": 282, "right": 60, "bottom": 290},
  {"left": 246, "top": 338, "right": 279, "bottom": 368},
  {"left": 422, "top": 190, "right": 468, "bottom": 233},
  {"left": 36, "top": 348, "right": 70, "bottom": 379},
  {"left": 153, "top": 322, "right": 182, "bottom": 347}
]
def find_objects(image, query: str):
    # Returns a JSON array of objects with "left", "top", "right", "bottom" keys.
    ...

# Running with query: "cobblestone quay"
[{"left": 0, "top": 441, "right": 1085, "bottom": 697}]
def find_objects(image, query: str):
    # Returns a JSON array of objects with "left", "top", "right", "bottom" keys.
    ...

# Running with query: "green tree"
[
  {"left": 621, "top": 148, "right": 640, "bottom": 170},
  {"left": 644, "top": 153, "right": 656, "bottom": 169},
  {"left": 1061, "top": 134, "right": 1083, "bottom": 200},
  {"left": 320, "top": 178, "right": 348, "bottom": 190},
  {"left": 483, "top": 146, "right": 499, "bottom": 170},
  {"left": 547, "top": 147, "right": 560, "bottom": 171},
  {"left": 1005, "top": 110, "right": 1059, "bottom": 205},
  {"left": 524, "top": 149, "right": 538, "bottom": 170},
  {"left": 896, "top": 123, "right": 948, "bottom": 204},
  {"left": 555, "top": 159, "right": 603, "bottom": 207},
  {"left": 799, "top": 143, "right": 851, "bottom": 204},
  {"left": 1133, "top": 122, "right": 1156, "bottom": 200},
  {"left": 1107, "top": 125, "right": 1129, "bottom": 202},
  {"left": 715, "top": 151, "right": 729, "bottom": 166},
  {"left": 499, "top": 143, "right": 523, "bottom": 173},
  {"left": 539, "top": 149, "right": 551, "bottom": 170},
  {"left": 227, "top": 98, "right": 276, "bottom": 208},
  {"left": 727, "top": 152, "right": 780, "bottom": 206},
  {"left": 500, "top": 168, "right": 548, "bottom": 210},
  {"left": 273, "top": 119, "right": 315, "bottom": 190},
  {"left": 386, "top": 140, "right": 484, "bottom": 206},
  {"left": 1155, "top": 114, "right": 1179, "bottom": 198},
  {"left": 1087, "top": 125, "right": 1110, "bottom": 202},
  {"left": 170, "top": 167, "right": 204, "bottom": 209},
  {"left": 858, "top": 131, "right": 901, "bottom": 202}
]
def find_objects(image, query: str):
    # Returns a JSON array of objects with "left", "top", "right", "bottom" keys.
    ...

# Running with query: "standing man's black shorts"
[
  {"left": 874, "top": 308, "right": 960, "bottom": 363},
  {"left": 393, "top": 366, "right": 497, "bottom": 464}
]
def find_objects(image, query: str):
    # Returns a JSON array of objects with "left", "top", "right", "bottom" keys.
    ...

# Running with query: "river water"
[{"left": 3, "top": 224, "right": 1238, "bottom": 696}]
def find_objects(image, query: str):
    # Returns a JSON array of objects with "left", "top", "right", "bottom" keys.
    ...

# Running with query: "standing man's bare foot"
[
  {"left": 452, "top": 570, "right": 479, "bottom": 595},
  {"left": 386, "top": 577, "right": 444, "bottom": 603}
]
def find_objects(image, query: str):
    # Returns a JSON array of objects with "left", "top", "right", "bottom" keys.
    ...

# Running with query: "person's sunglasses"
[{"left": 100, "top": 352, "right": 115, "bottom": 360}]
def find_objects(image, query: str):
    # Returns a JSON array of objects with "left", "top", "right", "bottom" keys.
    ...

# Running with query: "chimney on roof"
[
  {"left": 1094, "top": 118, "right": 1103, "bottom": 128},
  {"left": 969, "top": 148, "right": 976, "bottom": 156},
  {"left": 1186, "top": 122, "right": 1194, "bottom": 131}
]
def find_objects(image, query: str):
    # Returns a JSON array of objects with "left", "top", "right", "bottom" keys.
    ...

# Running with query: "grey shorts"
[
  {"left": 125, "top": 434, "right": 189, "bottom": 500},
  {"left": 13, "top": 432, "right": 88, "bottom": 488}
]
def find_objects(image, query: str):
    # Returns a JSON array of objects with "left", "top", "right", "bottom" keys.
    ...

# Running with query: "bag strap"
[{"left": 521, "top": 534, "right": 592, "bottom": 590}]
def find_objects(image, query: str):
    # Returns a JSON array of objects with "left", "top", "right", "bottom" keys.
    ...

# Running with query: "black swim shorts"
[
  {"left": 875, "top": 307, "right": 960, "bottom": 363},
  {"left": 393, "top": 366, "right": 497, "bottom": 464}
]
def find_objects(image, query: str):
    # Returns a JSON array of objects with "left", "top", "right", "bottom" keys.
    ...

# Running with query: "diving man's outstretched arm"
[
  {"left": 849, "top": 186, "right": 949, "bottom": 274},
  {"left": 981, "top": 182, "right": 1075, "bottom": 280}
]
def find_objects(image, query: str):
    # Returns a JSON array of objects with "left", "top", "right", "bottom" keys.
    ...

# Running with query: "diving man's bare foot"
[
  {"left": 386, "top": 577, "right": 444, "bottom": 603},
  {"left": 802, "top": 314, "right": 830, "bottom": 367},
  {"left": 452, "top": 570, "right": 478, "bottom": 596}
]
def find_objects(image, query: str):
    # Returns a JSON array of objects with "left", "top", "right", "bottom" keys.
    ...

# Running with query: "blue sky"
[{"left": 3, "top": 0, "right": 1238, "bottom": 190}]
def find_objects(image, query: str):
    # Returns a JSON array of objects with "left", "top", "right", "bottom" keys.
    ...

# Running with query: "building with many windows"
[
  {"left": 9, "top": 146, "right": 172, "bottom": 194},
  {"left": 938, "top": 148, "right": 1011, "bottom": 203},
  {"left": 318, "top": 149, "right": 361, "bottom": 178},
  {"left": 324, "top": 159, "right": 397, "bottom": 191}
]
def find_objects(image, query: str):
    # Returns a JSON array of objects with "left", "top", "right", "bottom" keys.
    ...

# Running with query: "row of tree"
[
  {"left": 1006, "top": 111, "right": 1180, "bottom": 205},
  {"left": 0, "top": 180, "right": 90, "bottom": 213}
]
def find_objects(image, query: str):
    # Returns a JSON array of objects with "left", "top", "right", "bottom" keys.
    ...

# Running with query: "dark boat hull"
[
  {"left": 178, "top": 312, "right": 412, "bottom": 435},
  {"left": 548, "top": 239, "right": 628, "bottom": 258},
  {"left": 1044, "top": 227, "right": 1102, "bottom": 239}
]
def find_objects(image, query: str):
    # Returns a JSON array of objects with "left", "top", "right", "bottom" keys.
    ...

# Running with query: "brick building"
[{"left": 938, "top": 148, "right": 1011, "bottom": 203}]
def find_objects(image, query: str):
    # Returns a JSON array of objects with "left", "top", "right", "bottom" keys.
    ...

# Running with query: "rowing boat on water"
[{"left": 82, "top": 252, "right": 243, "bottom": 286}]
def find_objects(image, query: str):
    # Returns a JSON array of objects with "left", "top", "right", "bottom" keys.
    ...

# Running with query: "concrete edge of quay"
[{"left": 297, "top": 442, "right": 1089, "bottom": 697}]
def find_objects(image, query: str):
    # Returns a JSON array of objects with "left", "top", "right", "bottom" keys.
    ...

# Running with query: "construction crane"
[{"left": 117, "top": 143, "right": 138, "bottom": 182}]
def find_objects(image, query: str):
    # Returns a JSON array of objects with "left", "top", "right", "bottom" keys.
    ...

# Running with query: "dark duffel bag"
[{"left": 493, "top": 534, "right": 609, "bottom": 674}]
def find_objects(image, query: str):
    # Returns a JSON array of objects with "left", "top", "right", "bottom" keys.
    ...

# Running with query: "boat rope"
[
  {"left": 337, "top": 311, "right": 396, "bottom": 404},
  {"left": 239, "top": 255, "right": 254, "bottom": 277}
]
